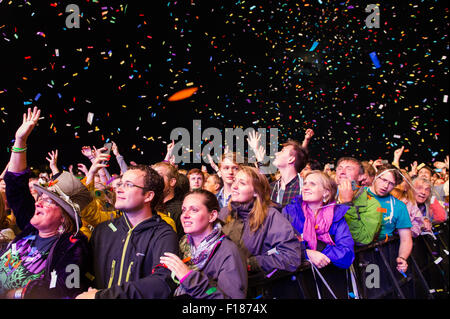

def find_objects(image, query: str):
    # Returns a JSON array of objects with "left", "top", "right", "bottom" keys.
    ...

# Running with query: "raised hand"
[
  {"left": 111, "top": 141, "right": 120, "bottom": 157},
  {"left": 393, "top": 146, "right": 404, "bottom": 161},
  {"left": 81, "top": 146, "right": 95, "bottom": 161},
  {"left": 86, "top": 150, "right": 110, "bottom": 185},
  {"left": 77, "top": 163, "right": 89, "bottom": 176},
  {"left": 410, "top": 161, "right": 418, "bottom": 177},
  {"left": 164, "top": 140, "right": 175, "bottom": 161},
  {"left": 15, "top": 107, "right": 41, "bottom": 144},
  {"left": 46, "top": 150, "right": 59, "bottom": 175},
  {"left": 302, "top": 128, "right": 315, "bottom": 148},
  {"left": 207, "top": 154, "right": 220, "bottom": 173},
  {"left": 304, "top": 128, "right": 315, "bottom": 141}
]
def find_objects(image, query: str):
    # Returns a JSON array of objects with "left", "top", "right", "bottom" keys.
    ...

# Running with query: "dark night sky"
[{"left": 0, "top": 0, "right": 448, "bottom": 175}]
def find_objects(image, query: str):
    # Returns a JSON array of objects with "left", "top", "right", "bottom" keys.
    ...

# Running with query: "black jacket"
[{"left": 90, "top": 213, "right": 179, "bottom": 299}]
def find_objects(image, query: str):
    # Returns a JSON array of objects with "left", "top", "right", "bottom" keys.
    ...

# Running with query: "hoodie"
[{"left": 90, "top": 213, "right": 179, "bottom": 299}]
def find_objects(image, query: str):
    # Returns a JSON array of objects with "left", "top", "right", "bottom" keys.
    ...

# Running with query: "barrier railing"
[{"left": 248, "top": 221, "right": 449, "bottom": 299}]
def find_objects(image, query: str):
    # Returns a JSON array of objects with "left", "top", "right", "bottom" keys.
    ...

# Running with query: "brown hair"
[
  {"left": 187, "top": 168, "right": 205, "bottom": 181},
  {"left": 336, "top": 157, "right": 364, "bottom": 175},
  {"left": 127, "top": 165, "right": 164, "bottom": 211},
  {"left": 152, "top": 162, "right": 179, "bottom": 181},
  {"left": 282, "top": 140, "right": 308, "bottom": 173},
  {"left": 227, "top": 166, "right": 272, "bottom": 232},
  {"left": 361, "top": 161, "right": 376, "bottom": 177},
  {"left": 391, "top": 169, "right": 416, "bottom": 204},
  {"left": 375, "top": 164, "right": 403, "bottom": 186}
]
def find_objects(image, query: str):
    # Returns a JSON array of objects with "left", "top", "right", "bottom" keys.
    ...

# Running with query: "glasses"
[
  {"left": 116, "top": 181, "right": 146, "bottom": 190},
  {"left": 378, "top": 177, "right": 396, "bottom": 189},
  {"left": 36, "top": 195, "right": 58, "bottom": 207}
]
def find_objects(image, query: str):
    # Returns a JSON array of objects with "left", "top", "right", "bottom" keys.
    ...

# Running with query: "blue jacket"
[{"left": 282, "top": 196, "right": 355, "bottom": 269}]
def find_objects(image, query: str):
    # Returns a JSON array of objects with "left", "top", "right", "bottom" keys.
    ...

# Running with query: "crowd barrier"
[
  {"left": 1, "top": 222, "right": 448, "bottom": 299},
  {"left": 249, "top": 221, "right": 449, "bottom": 299}
]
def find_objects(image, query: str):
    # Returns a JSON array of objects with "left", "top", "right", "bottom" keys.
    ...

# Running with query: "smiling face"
[
  {"left": 302, "top": 173, "right": 329, "bottom": 205},
  {"left": 31, "top": 193, "right": 64, "bottom": 234},
  {"left": 181, "top": 193, "right": 217, "bottom": 238},
  {"left": 114, "top": 169, "right": 153, "bottom": 213},
  {"left": 231, "top": 171, "right": 254, "bottom": 203}
]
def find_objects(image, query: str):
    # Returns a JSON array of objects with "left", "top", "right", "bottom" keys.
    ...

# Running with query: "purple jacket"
[
  {"left": 282, "top": 196, "right": 355, "bottom": 269},
  {"left": 219, "top": 201, "right": 302, "bottom": 274}
]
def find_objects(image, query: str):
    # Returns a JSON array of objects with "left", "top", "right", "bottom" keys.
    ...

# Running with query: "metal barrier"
[{"left": 248, "top": 222, "right": 449, "bottom": 299}]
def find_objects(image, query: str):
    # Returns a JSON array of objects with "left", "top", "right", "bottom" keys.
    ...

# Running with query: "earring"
[
  {"left": 57, "top": 224, "right": 65, "bottom": 235},
  {"left": 322, "top": 196, "right": 327, "bottom": 203}
]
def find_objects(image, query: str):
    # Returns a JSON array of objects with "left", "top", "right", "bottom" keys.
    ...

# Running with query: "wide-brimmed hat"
[{"left": 34, "top": 171, "right": 93, "bottom": 233}]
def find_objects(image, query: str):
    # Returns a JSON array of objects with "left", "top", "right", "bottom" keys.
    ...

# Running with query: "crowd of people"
[{"left": 0, "top": 107, "right": 448, "bottom": 299}]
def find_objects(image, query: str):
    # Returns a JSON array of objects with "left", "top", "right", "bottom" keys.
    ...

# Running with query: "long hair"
[
  {"left": 391, "top": 169, "right": 416, "bottom": 204},
  {"left": 227, "top": 166, "right": 272, "bottom": 232}
]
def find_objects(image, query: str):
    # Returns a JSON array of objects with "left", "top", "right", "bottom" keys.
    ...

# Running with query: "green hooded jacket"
[{"left": 344, "top": 187, "right": 382, "bottom": 245}]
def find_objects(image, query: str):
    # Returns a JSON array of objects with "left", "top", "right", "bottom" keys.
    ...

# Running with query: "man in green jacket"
[{"left": 335, "top": 157, "right": 382, "bottom": 246}]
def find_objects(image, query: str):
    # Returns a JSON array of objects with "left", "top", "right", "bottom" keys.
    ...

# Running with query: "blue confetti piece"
[
  {"left": 34, "top": 93, "right": 41, "bottom": 101},
  {"left": 309, "top": 41, "right": 319, "bottom": 52},
  {"left": 369, "top": 52, "right": 381, "bottom": 68}
]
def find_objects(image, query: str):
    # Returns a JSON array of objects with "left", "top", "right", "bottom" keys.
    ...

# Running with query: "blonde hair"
[
  {"left": 227, "top": 166, "right": 271, "bottom": 232},
  {"left": 391, "top": 169, "right": 416, "bottom": 204},
  {"left": 303, "top": 170, "right": 337, "bottom": 204}
]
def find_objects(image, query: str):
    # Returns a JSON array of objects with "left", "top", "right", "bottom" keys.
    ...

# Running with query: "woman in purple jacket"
[
  {"left": 282, "top": 170, "right": 355, "bottom": 270},
  {"left": 282, "top": 170, "right": 355, "bottom": 299},
  {"left": 160, "top": 189, "right": 247, "bottom": 299}
]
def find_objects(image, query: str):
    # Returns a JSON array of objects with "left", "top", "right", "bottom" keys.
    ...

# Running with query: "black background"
[{"left": 0, "top": 0, "right": 448, "bottom": 175}]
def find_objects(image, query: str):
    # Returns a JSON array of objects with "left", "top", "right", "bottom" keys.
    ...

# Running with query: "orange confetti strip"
[{"left": 168, "top": 87, "right": 198, "bottom": 101}]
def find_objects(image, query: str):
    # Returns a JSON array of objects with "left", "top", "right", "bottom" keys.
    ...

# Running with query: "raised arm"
[
  {"left": 45, "top": 150, "right": 60, "bottom": 176},
  {"left": 392, "top": 146, "right": 404, "bottom": 169},
  {"left": 301, "top": 128, "right": 315, "bottom": 149},
  {"left": 9, "top": 107, "right": 41, "bottom": 173}
]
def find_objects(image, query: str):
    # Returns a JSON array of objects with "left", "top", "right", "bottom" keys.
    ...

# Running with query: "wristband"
[
  {"left": 11, "top": 146, "right": 27, "bottom": 153},
  {"left": 398, "top": 256, "right": 408, "bottom": 263}
]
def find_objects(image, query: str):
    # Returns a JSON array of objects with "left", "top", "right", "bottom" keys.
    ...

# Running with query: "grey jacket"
[
  {"left": 219, "top": 201, "right": 302, "bottom": 275},
  {"left": 179, "top": 237, "right": 247, "bottom": 299}
]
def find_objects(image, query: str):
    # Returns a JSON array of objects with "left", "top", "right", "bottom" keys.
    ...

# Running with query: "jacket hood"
[
  {"left": 117, "top": 212, "right": 165, "bottom": 234},
  {"left": 290, "top": 195, "right": 349, "bottom": 222}
]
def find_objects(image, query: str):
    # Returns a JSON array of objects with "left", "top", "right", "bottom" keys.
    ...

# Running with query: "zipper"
[
  {"left": 107, "top": 259, "right": 116, "bottom": 288},
  {"left": 125, "top": 261, "right": 134, "bottom": 283}
]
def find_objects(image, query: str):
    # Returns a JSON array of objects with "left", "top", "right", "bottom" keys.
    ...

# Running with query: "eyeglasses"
[
  {"left": 116, "top": 181, "right": 146, "bottom": 190},
  {"left": 36, "top": 195, "right": 58, "bottom": 207},
  {"left": 378, "top": 177, "right": 396, "bottom": 189}
]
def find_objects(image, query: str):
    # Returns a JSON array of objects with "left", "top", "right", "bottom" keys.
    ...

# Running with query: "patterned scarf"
[
  {"left": 175, "top": 223, "right": 225, "bottom": 296},
  {"left": 301, "top": 201, "right": 336, "bottom": 251}
]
